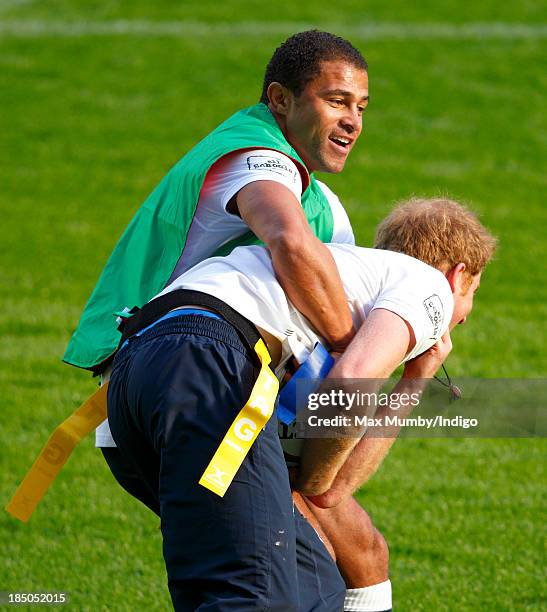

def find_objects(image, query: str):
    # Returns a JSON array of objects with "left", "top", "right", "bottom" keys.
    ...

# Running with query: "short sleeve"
[
  {"left": 371, "top": 263, "right": 454, "bottom": 361},
  {"left": 205, "top": 149, "right": 303, "bottom": 214}
]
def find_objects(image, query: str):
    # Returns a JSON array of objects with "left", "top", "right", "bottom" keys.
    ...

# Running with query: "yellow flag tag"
[
  {"left": 7, "top": 336, "right": 278, "bottom": 520},
  {"left": 199, "top": 338, "right": 279, "bottom": 497},
  {"left": 6, "top": 383, "right": 109, "bottom": 522}
]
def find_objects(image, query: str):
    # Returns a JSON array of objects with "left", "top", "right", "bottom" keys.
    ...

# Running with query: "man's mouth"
[{"left": 328, "top": 135, "right": 353, "bottom": 153}]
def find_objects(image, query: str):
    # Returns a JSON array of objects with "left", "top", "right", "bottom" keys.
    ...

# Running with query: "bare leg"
[
  {"left": 293, "top": 491, "right": 337, "bottom": 561},
  {"left": 298, "top": 494, "right": 389, "bottom": 588}
]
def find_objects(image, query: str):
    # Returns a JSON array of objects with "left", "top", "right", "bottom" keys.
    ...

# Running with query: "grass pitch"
[{"left": 1, "top": 1, "right": 545, "bottom": 610}]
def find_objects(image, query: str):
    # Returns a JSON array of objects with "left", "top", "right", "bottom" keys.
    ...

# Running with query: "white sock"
[{"left": 344, "top": 580, "right": 392, "bottom": 611}]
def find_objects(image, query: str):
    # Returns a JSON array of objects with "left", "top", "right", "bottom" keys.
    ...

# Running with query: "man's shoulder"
[
  {"left": 210, "top": 103, "right": 288, "bottom": 147},
  {"left": 378, "top": 250, "right": 454, "bottom": 325},
  {"left": 174, "top": 103, "right": 310, "bottom": 186},
  {"left": 329, "top": 246, "right": 449, "bottom": 290},
  {"left": 372, "top": 248, "right": 443, "bottom": 276},
  {"left": 359, "top": 249, "right": 453, "bottom": 349}
]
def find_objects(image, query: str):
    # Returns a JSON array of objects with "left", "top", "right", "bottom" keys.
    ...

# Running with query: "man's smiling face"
[{"left": 281, "top": 60, "right": 369, "bottom": 173}]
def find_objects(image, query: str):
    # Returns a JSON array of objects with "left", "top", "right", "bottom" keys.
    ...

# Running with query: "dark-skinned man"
[{"left": 63, "top": 30, "right": 374, "bottom": 611}]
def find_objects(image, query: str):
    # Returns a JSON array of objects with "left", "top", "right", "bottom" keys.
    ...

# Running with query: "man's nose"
[
  {"left": 340, "top": 106, "right": 362, "bottom": 134},
  {"left": 458, "top": 317, "right": 467, "bottom": 325}
]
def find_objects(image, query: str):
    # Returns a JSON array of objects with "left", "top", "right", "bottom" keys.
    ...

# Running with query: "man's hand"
[
  {"left": 403, "top": 330, "right": 453, "bottom": 379},
  {"left": 295, "top": 309, "right": 412, "bottom": 498}
]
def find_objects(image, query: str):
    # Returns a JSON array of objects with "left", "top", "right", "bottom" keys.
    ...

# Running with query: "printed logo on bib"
[
  {"left": 423, "top": 294, "right": 444, "bottom": 339},
  {"left": 246, "top": 155, "right": 298, "bottom": 183}
]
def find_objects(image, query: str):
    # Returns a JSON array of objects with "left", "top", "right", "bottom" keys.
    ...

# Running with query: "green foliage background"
[{"left": 1, "top": 1, "right": 545, "bottom": 610}]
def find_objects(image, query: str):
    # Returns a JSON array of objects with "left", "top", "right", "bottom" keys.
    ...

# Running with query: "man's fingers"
[
  {"left": 439, "top": 330, "right": 453, "bottom": 355},
  {"left": 403, "top": 327, "right": 453, "bottom": 378},
  {"left": 440, "top": 329, "right": 452, "bottom": 346}
]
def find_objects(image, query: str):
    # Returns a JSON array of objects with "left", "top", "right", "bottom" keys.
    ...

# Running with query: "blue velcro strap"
[{"left": 277, "top": 343, "right": 334, "bottom": 425}]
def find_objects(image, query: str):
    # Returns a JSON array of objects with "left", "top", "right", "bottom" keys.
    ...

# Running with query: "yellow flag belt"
[
  {"left": 6, "top": 338, "right": 278, "bottom": 522},
  {"left": 199, "top": 338, "right": 278, "bottom": 496}
]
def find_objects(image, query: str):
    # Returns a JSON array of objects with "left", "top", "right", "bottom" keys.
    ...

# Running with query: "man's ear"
[
  {"left": 446, "top": 263, "right": 468, "bottom": 295},
  {"left": 267, "top": 82, "right": 293, "bottom": 115}
]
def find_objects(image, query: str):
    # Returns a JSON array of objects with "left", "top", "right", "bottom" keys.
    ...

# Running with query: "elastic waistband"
[
  {"left": 115, "top": 314, "right": 251, "bottom": 364},
  {"left": 117, "top": 289, "right": 263, "bottom": 368},
  {"left": 120, "top": 308, "right": 222, "bottom": 349}
]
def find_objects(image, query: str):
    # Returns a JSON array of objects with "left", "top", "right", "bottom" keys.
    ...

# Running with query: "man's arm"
[
  {"left": 295, "top": 308, "right": 413, "bottom": 494},
  {"left": 304, "top": 378, "right": 427, "bottom": 508},
  {"left": 298, "top": 329, "right": 453, "bottom": 508},
  {"left": 235, "top": 180, "right": 355, "bottom": 351}
]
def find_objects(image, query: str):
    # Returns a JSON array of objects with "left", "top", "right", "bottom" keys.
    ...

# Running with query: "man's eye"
[{"left": 329, "top": 99, "right": 344, "bottom": 106}]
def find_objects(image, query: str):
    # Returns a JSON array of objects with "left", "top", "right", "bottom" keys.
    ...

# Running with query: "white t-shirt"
[
  {"left": 165, "top": 244, "right": 454, "bottom": 462},
  {"left": 96, "top": 148, "right": 353, "bottom": 447},
  {"left": 163, "top": 244, "right": 454, "bottom": 371},
  {"left": 167, "top": 149, "right": 354, "bottom": 282}
]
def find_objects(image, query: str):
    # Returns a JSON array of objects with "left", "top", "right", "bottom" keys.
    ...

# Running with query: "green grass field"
[{"left": 1, "top": 1, "right": 545, "bottom": 610}]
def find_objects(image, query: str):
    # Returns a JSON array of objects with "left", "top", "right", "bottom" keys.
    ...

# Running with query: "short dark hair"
[{"left": 260, "top": 30, "right": 368, "bottom": 104}]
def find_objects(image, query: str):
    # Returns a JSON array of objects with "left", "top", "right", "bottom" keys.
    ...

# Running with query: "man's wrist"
[
  {"left": 390, "top": 376, "right": 429, "bottom": 403},
  {"left": 402, "top": 363, "right": 439, "bottom": 380},
  {"left": 329, "top": 325, "right": 356, "bottom": 353}
]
